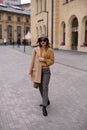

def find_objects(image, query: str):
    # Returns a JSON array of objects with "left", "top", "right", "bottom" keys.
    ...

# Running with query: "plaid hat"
[
  {"left": 39, "top": 34, "right": 48, "bottom": 39},
  {"left": 37, "top": 34, "right": 49, "bottom": 44}
]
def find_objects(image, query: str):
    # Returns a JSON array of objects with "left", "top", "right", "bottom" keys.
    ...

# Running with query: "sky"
[{"left": 21, "top": 0, "right": 31, "bottom": 4}]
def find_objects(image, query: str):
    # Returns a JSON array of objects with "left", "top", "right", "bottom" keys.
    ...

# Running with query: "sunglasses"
[{"left": 39, "top": 39, "right": 47, "bottom": 42}]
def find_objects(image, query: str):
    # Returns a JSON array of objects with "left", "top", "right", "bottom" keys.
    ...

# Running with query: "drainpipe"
[
  {"left": 47, "top": 11, "right": 48, "bottom": 37},
  {"left": 51, "top": 0, "right": 54, "bottom": 47}
]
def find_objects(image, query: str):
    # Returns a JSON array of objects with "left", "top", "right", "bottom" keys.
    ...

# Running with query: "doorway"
[
  {"left": 72, "top": 31, "right": 78, "bottom": 50},
  {"left": 71, "top": 18, "right": 78, "bottom": 50}
]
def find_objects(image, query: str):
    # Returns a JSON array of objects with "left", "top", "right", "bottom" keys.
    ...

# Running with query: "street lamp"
[
  {"left": 23, "top": 38, "right": 26, "bottom": 52},
  {"left": 23, "top": 29, "right": 26, "bottom": 53}
]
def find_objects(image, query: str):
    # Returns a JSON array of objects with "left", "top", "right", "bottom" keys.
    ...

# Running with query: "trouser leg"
[
  {"left": 39, "top": 75, "right": 43, "bottom": 98},
  {"left": 39, "top": 68, "right": 50, "bottom": 106}
]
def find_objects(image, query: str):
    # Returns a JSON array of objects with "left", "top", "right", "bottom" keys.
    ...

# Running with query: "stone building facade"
[
  {"left": 0, "top": 4, "right": 30, "bottom": 44},
  {"left": 31, "top": 0, "right": 53, "bottom": 46},
  {"left": 31, "top": 0, "right": 87, "bottom": 52}
]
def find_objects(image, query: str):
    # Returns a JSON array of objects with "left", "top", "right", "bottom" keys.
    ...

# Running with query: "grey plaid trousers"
[{"left": 39, "top": 68, "right": 51, "bottom": 106}]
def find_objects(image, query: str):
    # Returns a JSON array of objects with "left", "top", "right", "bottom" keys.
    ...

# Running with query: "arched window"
[
  {"left": 72, "top": 18, "right": 78, "bottom": 32},
  {"left": 36, "top": 27, "right": 39, "bottom": 40},
  {"left": 71, "top": 17, "right": 78, "bottom": 49},
  {"left": 43, "top": 25, "right": 46, "bottom": 35},
  {"left": 40, "top": 26, "right": 42, "bottom": 36}
]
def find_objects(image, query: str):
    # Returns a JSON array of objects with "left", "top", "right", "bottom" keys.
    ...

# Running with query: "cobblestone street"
[{"left": 0, "top": 45, "right": 87, "bottom": 130}]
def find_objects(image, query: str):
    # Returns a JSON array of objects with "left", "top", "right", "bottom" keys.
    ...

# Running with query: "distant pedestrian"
[
  {"left": 4, "top": 38, "right": 7, "bottom": 45},
  {"left": 12, "top": 40, "right": 15, "bottom": 48},
  {"left": 22, "top": 39, "right": 26, "bottom": 46},
  {"left": 29, "top": 34, "right": 55, "bottom": 116},
  {"left": 17, "top": 38, "right": 21, "bottom": 47}
]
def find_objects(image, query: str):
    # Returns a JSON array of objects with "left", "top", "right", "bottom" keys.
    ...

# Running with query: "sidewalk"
[
  {"left": 10, "top": 45, "right": 87, "bottom": 71},
  {"left": 0, "top": 46, "right": 87, "bottom": 130}
]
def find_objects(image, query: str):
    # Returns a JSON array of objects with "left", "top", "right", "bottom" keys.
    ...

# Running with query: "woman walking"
[{"left": 29, "top": 34, "right": 54, "bottom": 116}]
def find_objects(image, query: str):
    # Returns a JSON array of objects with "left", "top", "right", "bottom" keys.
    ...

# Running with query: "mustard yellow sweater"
[{"left": 40, "top": 47, "right": 54, "bottom": 68}]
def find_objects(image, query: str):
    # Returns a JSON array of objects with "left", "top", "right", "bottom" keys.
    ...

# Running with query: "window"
[
  {"left": 72, "top": 18, "right": 78, "bottom": 31},
  {"left": 25, "top": 27, "right": 30, "bottom": 34},
  {"left": 0, "top": 25, "right": 2, "bottom": 39},
  {"left": 17, "top": 26, "right": 21, "bottom": 39},
  {"left": 7, "top": 25, "right": 13, "bottom": 39},
  {"left": 26, "top": 18, "right": 29, "bottom": 23},
  {"left": 36, "top": 27, "right": 39, "bottom": 38},
  {"left": 71, "top": 18, "right": 78, "bottom": 49},
  {"left": 17, "top": 17, "right": 21, "bottom": 22},
  {"left": 43, "top": 25, "right": 46, "bottom": 35},
  {"left": 40, "top": 26, "right": 42, "bottom": 35},
  {"left": 8, "top": 16, "right": 11, "bottom": 21}
]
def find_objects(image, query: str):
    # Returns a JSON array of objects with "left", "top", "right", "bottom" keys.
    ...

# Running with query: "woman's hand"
[{"left": 39, "top": 57, "right": 44, "bottom": 62}]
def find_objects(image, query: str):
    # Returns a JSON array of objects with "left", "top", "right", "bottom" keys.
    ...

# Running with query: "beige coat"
[
  {"left": 29, "top": 46, "right": 54, "bottom": 83},
  {"left": 29, "top": 46, "right": 42, "bottom": 83}
]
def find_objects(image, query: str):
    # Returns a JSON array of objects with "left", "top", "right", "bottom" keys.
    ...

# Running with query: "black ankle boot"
[
  {"left": 40, "top": 104, "right": 43, "bottom": 107},
  {"left": 42, "top": 106, "right": 48, "bottom": 116},
  {"left": 47, "top": 100, "right": 50, "bottom": 106}
]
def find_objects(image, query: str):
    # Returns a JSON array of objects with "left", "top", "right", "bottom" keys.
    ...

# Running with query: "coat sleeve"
[
  {"left": 44, "top": 48, "right": 55, "bottom": 66},
  {"left": 29, "top": 49, "right": 36, "bottom": 74}
]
